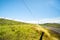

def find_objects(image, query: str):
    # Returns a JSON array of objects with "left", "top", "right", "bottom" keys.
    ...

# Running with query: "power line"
[
  {"left": 23, "top": 0, "right": 33, "bottom": 14},
  {"left": 23, "top": 0, "right": 39, "bottom": 24}
]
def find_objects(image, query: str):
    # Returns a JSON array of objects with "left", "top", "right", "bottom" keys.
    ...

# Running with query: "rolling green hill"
[
  {"left": 39, "top": 23, "right": 60, "bottom": 28},
  {"left": 0, "top": 18, "right": 60, "bottom": 40}
]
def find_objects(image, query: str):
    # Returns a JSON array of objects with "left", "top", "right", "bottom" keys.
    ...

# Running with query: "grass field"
[
  {"left": 0, "top": 18, "right": 60, "bottom": 40},
  {"left": 39, "top": 23, "right": 60, "bottom": 28}
]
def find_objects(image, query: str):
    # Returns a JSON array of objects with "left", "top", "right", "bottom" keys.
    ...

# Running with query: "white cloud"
[{"left": 0, "top": 17, "right": 60, "bottom": 24}]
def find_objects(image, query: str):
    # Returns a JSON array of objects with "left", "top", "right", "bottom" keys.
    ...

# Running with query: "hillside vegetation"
[
  {"left": 39, "top": 23, "right": 60, "bottom": 28},
  {"left": 0, "top": 18, "right": 60, "bottom": 40}
]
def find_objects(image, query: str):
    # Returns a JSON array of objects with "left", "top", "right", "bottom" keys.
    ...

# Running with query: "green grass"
[
  {"left": 0, "top": 18, "right": 60, "bottom": 40},
  {"left": 0, "top": 18, "right": 40, "bottom": 40},
  {"left": 39, "top": 23, "right": 60, "bottom": 28},
  {"left": 0, "top": 25, "right": 40, "bottom": 40}
]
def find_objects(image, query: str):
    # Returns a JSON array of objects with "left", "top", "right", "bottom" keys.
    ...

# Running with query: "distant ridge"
[{"left": 0, "top": 17, "right": 60, "bottom": 24}]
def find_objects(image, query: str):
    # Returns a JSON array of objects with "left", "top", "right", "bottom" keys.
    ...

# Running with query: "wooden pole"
[{"left": 39, "top": 32, "right": 44, "bottom": 40}]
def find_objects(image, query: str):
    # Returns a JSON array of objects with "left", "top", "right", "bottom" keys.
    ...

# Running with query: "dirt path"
[{"left": 43, "top": 26, "right": 60, "bottom": 34}]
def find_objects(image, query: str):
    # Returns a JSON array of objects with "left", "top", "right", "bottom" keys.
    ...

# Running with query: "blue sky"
[{"left": 0, "top": 0, "right": 60, "bottom": 23}]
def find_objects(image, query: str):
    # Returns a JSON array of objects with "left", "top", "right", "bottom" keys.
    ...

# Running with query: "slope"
[{"left": 0, "top": 18, "right": 60, "bottom": 40}]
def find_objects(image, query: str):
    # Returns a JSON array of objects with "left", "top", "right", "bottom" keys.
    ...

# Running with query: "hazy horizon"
[{"left": 0, "top": 17, "right": 60, "bottom": 24}]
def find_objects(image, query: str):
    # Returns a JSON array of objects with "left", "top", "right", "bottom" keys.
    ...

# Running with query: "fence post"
[{"left": 39, "top": 32, "right": 44, "bottom": 40}]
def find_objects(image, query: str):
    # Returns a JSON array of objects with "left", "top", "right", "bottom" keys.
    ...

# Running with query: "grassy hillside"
[
  {"left": 39, "top": 23, "right": 60, "bottom": 28},
  {"left": 39, "top": 23, "right": 60, "bottom": 40},
  {"left": 0, "top": 18, "right": 27, "bottom": 25},
  {"left": 0, "top": 18, "right": 60, "bottom": 40}
]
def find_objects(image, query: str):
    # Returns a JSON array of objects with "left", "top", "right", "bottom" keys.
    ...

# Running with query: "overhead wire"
[
  {"left": 23, "top": 0, "right": 33, "bottom": 15},
  {"left": 23, "top": 0, "right": 39, "bottom": 24}
]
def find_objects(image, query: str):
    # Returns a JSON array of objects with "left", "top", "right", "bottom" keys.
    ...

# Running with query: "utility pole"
[{"left": 39, "top": 32, "right": 44, "bottom": 40}]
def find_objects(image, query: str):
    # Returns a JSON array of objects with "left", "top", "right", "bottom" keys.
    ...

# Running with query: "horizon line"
[{"left": 0, "top": 17, "right": 60, "bottom": 24}]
